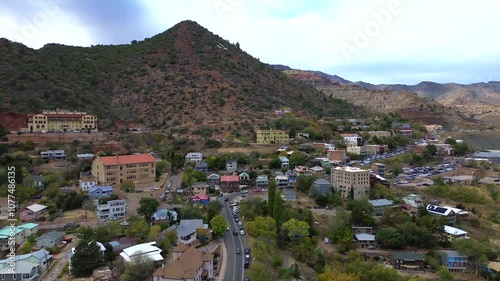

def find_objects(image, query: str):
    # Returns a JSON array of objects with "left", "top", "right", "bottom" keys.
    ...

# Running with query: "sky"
[{"left": 1, "top": 0, "right": 499, "bottom": 85}]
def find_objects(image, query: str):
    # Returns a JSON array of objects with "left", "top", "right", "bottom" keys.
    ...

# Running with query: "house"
[
  {"left": 311, "top": 179, "right": 332, "bottom": 197},
  {"left": 275, "top": 175, "right": 289, "bottom": 189},
  {"left": 109, "top": 237, "right": 139, "bottom": 252},
  {"left": 473, "top": 150, "right": 500, "bottom": 164},
  {"left": 79, "top": 176, "right": 96, "bottom": 192},
  {"left": 354, "top": 233, "right": 376, "bottom": 249},
  {"left": 151, "top": 209, "right": 178, "bottom": 224},
  {"left": 294, "top": 166, "right": 312, "bottom": 176},
  {"left": 23, "top": 175, "right": 44, "bottom": 188},
  {"left": 239, "top": 172, "right": 251, "bottom": 185},
  {"left": 364, "top": 145, "right": 385, "bottom": 156},
  {"left": 298, "top": 143, "right": 315, "bottom": 153},
  {"left": 207, "top": 173, "right": 220, "bottom": 188},
  {"left": 367, "top": 131, "right": 391, "bottom": 139},
  {"left": 483, "top": 261, "right": 500, "bottom": 276},
  {"left": 296, "top": 133, "right": 310, "bottom": 140},
  {"left": 283, "top": 190, "right": 297, "bottom": 201},
  {"left": 276, "top": 146, "right": 292, "bottom": 153},
  {"left": 0, "top": 197, "right": 17, "bottom": 220},
  {"left": 256, "top": 175, "right": 269, "bottom": 189},
  {"left": 443, "top": 225, "right": 468, "bottom": 241},
  {"left": 20, "top": 204, "right": 48, "bottom": 221},
  {"left": 153, "top": 245, "right": 214, "bottom": 281},
  {"left": 191, "top": 195, "right": 210, "bottom": 205},
  {"left": 120, "top": 242, "right": 164, "bottom": 264},
  {"left": 220, "top": 175, "right": 239, "bottom": 192},
  {"left": 226, "top": 159, "right": 237, "bottom": 173},
  {"left": 88, "top": 185, "right": 114, "bottom": 199},
  {"left": 440, "top": 250, "right": 468, "bottom": 272},
  {"left": 96, "top": 199, "right": 127, "bottom": 221},
  {"left": 36, "top": 231, "right": 64, "bottom": 248},
  {"left": 40, "top": 150, "right": 67, "bottom": 160},
  {"left": 403, "top": 194, "right": 423, "bottom": 208},
  {"left": 351, "top": 226, "right": 373, "bottom": 235},
  {"left": 92, "top": 154, "right": 156, "bottom": 185},
  {"left": 341, "top": 133, "right": 363, "bottom": 146},
  {"left": 391, "top": 252, "right": 425, "bottom": 271},
  {"left": 77, "top": 153, "right": 95, "bottom": 160},
  {"left": 371, "top": 163, "right": 386, "bottom": 176},
  {"left": 426, "top": 205, "right": 468, "bottom": 222},
  {"left": 368, "top": 199, "right": 396, "bottom": 216},
  {"left": 166, "top": 219, "right": 208, "bottom": 245},
  {"left": 285, "top": 170, "right": 297, "bottom": 187},
  {"left": 309, "top": 166, "right": 325, "bottom": 177},
  {"left": 195, "top": 160, "right": 208, "bottom": 172},
  {"left": 17, "top": 223, "right": 39, "bottom": 236},
  {"left": 0, "top": 226, "right": 25, "bottom": 251},
  {"left": 0, "top": 249, "right": 52, "bottom": 280},
  {"left": 191, "top": 182, "right": 209, "bottom": 196},
  {"left": 24, "top": 109, "right": 97, "bottom": 133},
  {"left": 69, "top": 241, "right": 106, "bottom": 272},
  {"left": 328, "top": 150, "right": 348, "bottom": 165},
  {"left": 256, "top": 129, "right": 289, "bottom": 144},
  {"left": 394, "top": 123, "right": 413, "bottom": 137},
  {"left": 331, "top": 167, "right": 370, "bottom": 200},
  {"left": 185, "top": 152, "right": 203, "bottom": 163},
  {"left": 279, "top": 156, "right": 290, "bottom": 169},
  {"left": 347, "top": 146, "right": 366, "bottom": 156}
]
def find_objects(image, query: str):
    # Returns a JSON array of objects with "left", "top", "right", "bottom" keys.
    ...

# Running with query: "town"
[{"left": 0, "top": 108, "right": 499, "bottom": 281}]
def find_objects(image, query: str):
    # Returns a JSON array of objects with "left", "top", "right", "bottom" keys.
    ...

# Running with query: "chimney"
[{"left": 116, "top": 154, "right": 119, "bottom": 165}]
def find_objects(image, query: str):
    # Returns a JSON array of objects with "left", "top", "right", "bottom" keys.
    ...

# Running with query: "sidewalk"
[{"left": 218, "top": 239, "right": 228, "bottom": 281}]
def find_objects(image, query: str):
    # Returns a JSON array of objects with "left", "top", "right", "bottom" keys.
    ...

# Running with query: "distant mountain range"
[{"left": 272, "top": 65, "right": 500, "bottom": 128}]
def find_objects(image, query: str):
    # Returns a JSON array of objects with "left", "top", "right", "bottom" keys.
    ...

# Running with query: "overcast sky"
[{"left": 1, "top": 0, "right": 499, "bottom": 84}]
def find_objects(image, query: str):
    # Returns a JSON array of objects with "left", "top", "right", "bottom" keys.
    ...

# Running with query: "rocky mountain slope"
[{"left": 0, "top": 21, "right": 363, "bottom": 134}]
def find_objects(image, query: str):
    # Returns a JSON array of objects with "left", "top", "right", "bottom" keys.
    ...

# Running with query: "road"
[
  {"left": 220, "top": 193, "right": 246, "bottom": 281},
  {"left": 41, "top": 237, "right": 78, "bottom": 281}
]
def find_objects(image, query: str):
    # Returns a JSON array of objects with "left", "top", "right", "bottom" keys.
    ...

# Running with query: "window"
[
  {"left": 1, "top": 274, "right": 4, "bottom": 280},
  {"left": 12, "top": 274, "right": 16, "bottom": 280}
]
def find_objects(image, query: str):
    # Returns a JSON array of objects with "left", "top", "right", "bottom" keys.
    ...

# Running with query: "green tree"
[
  {"left": 273, "top": 191, "right": 284, "bottom": 226},
  {"left": 268, "top": 157, "right": 281, "bottom": 169},
  {"left": 436, "top": 266, "right": 454, "bottom": 281},
  {"left": 121, "top": 255, "right": 155, "bottom": 281},
  {"left": 248, "top": 261, "right": 271, "bottom": 281},
  {"left": 318, "top": 267, "right": 360, "bottom": 281},
  {"left": 137, "top": 197, "right": 159, "bottom": 223},
  {"left": 210, "top": 214, "right": 226, "bottom": 237},
  {"left": 289, "top": 152, "right": 307, "bottom": 167},
  {"left": 295, "top": 174, "right": 317, "bottom": 193},
  {"left": 282, "top": 218, "right": 310, "bottom": 239},
  {"left": 125, "top": 220, "right": 150, "bottom": 241},
  {"left": 452, "top": 238, "right": 489, "bottom": 275},
  {"left": 147, "top": 225, "right": 161, "bottom": 242},
  {"left": 246, "top": 216, "right": 277, "bottom": 239},
  {"left": 70, "top": 240, "right": 106, "bottom": 277},
  {"left": 22, "top": 242, "right": 32, "bottom": 254},
  {"left": 268, "top": 180, "right": 276, "bottom": 217},
  {"left": 375, "top": 228, "right": 406, "bottom": 249},
  {"left": 120, "top": 180, "right": 135, "bottom": 192}
]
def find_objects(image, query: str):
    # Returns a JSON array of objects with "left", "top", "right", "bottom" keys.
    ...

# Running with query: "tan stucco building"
[
  {"left": 256, "top": 129, "right": 289, "bottom": 144},
  {"left": 331, "top": 167, "right": 370, "bottom": 200},
  {"left": 92, "top": 154, "right": 156, "bottom": 185},
  {"left": 25, "top": 109, "right": 97, "bottom": 133}
]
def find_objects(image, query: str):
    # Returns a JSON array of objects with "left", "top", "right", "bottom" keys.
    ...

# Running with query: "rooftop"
[
  {"left": 355, "top": 233, "right": 375, "bottom": 241},
  {"left": 153, "top": 246, "right": 212, "bottom": 279},
  {"left": 17, "top": 223, "right": 39, "bottom": 230},
  {"left": 37, "top": 231, "right": 64, "bottom": 240},
  {"left": 221, "top": 175, "right": 239, "bottom": 182},
  {"left": 120, "top": 242, "right": 163, "bottom": 262},
  {"left": 368, "top": 199, "right": 395, "bottom": 207},
  {"left": 89, "top": 185, "right": 113, "bottom": 193},
  {"left": 443, "top": 225, "right": 468, "bottom": 236},
  {"left": 392, "top": 252, "right": 425, "bottom": 261},
  {"left": 26, "top": 203, "right": 48, "bottom": 213},
  {"left": 99, "top": 154, "right": 155, "bottom": 166},
  {"left": 334, "top": 166, "right": 368, "bottom": 173}
]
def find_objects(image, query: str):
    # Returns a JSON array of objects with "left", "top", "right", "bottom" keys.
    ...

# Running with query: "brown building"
[
  {"left": 328, "top": 150, "right": 347, "bottom": 165},
  {"left": 331, "top": 167, "right": 370, "bottom": 200},
  {"left": 92, "top": 154, "right": 156, "bottom": 185},
  {"left": 192, "top": 182, "right": 209, "bottom": 196},
  {"left": 220, "top": 175, "right": 239, "bottom": 192},
  {"left": 391, "top": 252, "right": 425, "bottom": 271},
  {"left": 153, "top": 245, "right": 214, "bottom": 281}
]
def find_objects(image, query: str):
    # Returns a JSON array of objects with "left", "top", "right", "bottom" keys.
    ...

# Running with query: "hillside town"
[{"left": 0, "top": 107, "right": 499, "bottom": 281}]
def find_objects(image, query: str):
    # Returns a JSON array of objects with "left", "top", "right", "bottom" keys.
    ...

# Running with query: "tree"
[
  {"left": 375, "top": 228, "right": 405, "bottom": 249},
  {"left": 121, "top": 255, "right": 155, "bottom": 281},
  {"left": 125, "top": 220, "right": 150, "bottom": 241},
  {"left": 147, "top": 225, "right": 161, "bottom": 242},
  {"left": 246, "top": 216, "right": 277, "bottom": 239},
  {"left": 120, "top": 180, "right": 135, "bottom": 192},
  {"left": 436, "top": 266, "right": 454, "bottom": 281},
  {"left": 22, "top": 242, "right": 32, "bottom": 254},
  {"left": 197, "top": 228, "right": 211, "bottom": 244},
  {"left": 318, "top": 267, "right": 360, "bottom": 281},
  {"left": 282, "top": 218, "right": 310, "bottom": 239},
  {"left": 423, "top": 144, "right": 437, "bottom": 158},
  {"left": 273, "top": 191, "right": 284, "bottom": 226},
  {"left": 452, "top": 238, "right": 489, "bottom": 275},
  {"left": 137, "top": 197, "right": 159, "bottom": 223},
  {"left": 269, "top": 157, "right": 281, "bottom": 169},
  {"left": 210, "top": 214, "right": 226, "bottom": 237},
  {"left": 289, "top": 152, "right": 307, "bottom": 167},
  {"left": 71, "top": 240, "right": 106, "bottom": 277},
  {"left": 248, "top": 261, "right": 271, "bottom": 281},
  {"left": 268, "top": 180, "right": 276, "bottom": 216},
  {"left": 295, "top": 175, "right": 316, "bottom": 193}
]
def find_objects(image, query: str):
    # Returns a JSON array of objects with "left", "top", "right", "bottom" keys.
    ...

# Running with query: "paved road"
[{"left": 220, "top": 193, "right": 246, "bottom": 281}]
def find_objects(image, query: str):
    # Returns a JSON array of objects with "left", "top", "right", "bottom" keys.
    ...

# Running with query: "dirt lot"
[
  {"left": 443, "top": 130, "right": 500, "bottom": 150},
  {"left": 210, "top": 144, "right": 279, "bottom": 155}
]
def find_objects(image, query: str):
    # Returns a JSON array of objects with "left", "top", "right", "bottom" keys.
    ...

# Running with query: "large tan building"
[
  {"left": 92, "top": 154, "right": 156, "bottom": 185},
  {"left": 25, "top": 109, "right": 97, "bottom": 133},
  {"left": 256, "top": 129, "right": 289, "bottom": 144},
  {"left": 331, "top": 167, "right": 370, "bottom": 200}
]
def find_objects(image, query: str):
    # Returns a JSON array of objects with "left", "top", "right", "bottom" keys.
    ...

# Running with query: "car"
[
  {"left": 244, "top": 248, "right": 250, "bottom": 254},
  {"left": 150, "top": 186, "right": 159, "bottom": 190},
  {"left": 224, "top": 197, "right": 229, "bottom": 201},
  {"left": 240, "top": 226, "right": 244, "bottom": 230},
  {"left": 63, "top": 222, "right": 77, "bottom": 228},
  {"left": 235, "top": 218, "right": 239, "bottom": 222},
  {"left": 233, "top": 214, "right": 237, "bottom": 218},
  {"left": 240, "top": 230, "right": 245, "bottom": 235},
  {"left": 236, "top": 248, "right": 241, "bottom": 254},
  {"left": 120, "top": 221, "right": 131, "bottom": 226},
  {"left": 244, "top": 260, "right": 250, "bottom": 269},
  {"left": 233, "top": 230, "right": 238, "bottom": 236},
  {"left": 218, "top": 193, "right": 223, "bottom": 197},
  {"left": 245, "top": 254, "right": 250, "bottom": 261},
  {"left": 238, "top": 221, "right": 242, "bottom": 226},
  {"left": 244, "top": 277, "right": 250, "bottom": 281},
  {"left": 226, "top": 225, "right": 230, "bottom": 231},
  {"left": 167, "top": 183, "right": 172, "bottom": 190}
]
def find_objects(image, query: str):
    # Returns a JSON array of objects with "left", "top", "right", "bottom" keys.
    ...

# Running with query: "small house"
[
  {"left": 368, "top": 199, "right": 396, "bottom": 216},
  {"left": 207, "top": 173, "right": 220, "bottom": 188},
  {"left": 256, "top": 175, "right": 269, "bottom": 189},
  {"left": 283, "top": 190, "right": 297, "bottom": 201},
  {"left": 391, "top": 252, "right": 425, "bottom": 271},
  {"left": 239, "top": 172, "right": 251, "bottom": 185},
  {"left": 36, "top": 231, "right": 64, "bottom": 248},
  {"left": 440, "top": 250, "right": 468, "bottom": 272},
  {"left": 88, "top": 185, "right": 114, "bottom": 199},
  {"left": 354, "top": 233, "right": 376, "bottom": 249},
  {"left": 194, "top": 160, "right": 208, "bottom": 172},
  {"left": 226, "top": 159, "right": 237, "bottom": 173},
  {"left": 20, "top": 203, "right": 48, "bottom": 221}
]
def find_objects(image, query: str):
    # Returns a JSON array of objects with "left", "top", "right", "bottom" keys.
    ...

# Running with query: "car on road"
[
  {"left": 167, "top": 183, "right": 172, "bottom": 190},
  {"left": 233, "top": 214, "right": 238, "bottom": 218},
  {"left": 235, "top": 218, "right": 239, "bottom": 222},
  {"left": 240, "top": 225, "right": 244, "bottom": 230},
  {"left": 233, "top": 230, "right": 238, "bottom": 236},
  {"left": 226, "top": 225, "right": 230, "bottom": 231},
  {"left": 240, "top": 230, "right": 245, "bottom": 235},
  {"left": 218, "top": 193, "right": 223, "bottom": 197},
  {"left": 238, "top": 221, "right": 242, "bottom": 226},
  {"left": 244, "top": 248, "right": 250, "bottom": 254},
  {"left": 150, "top": 186, "right": 159, "bottom": 190},
  {"left": 64, "top": 222, "right": 79, "bottom": 229},
  {"left": 244, "top": 260, "right": 250, "bottom": 269},
  {"left": 244, "top": 278, "right": 250, "bottom": 281},
  {"left": 245, "top": 254, "right": 250, "bottom": 261},
  {"left": 236, "top": 248, "right": 241, "bottom": 254},
  {"left": 224, "top": 197, "right": 229, "bottom": 201},
  {"left": 120, "top": 221, "right": 130, "bottom": 226}
]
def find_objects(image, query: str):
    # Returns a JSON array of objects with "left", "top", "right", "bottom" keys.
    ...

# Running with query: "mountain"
[
  {"left": 0, "top": 21, "right": 363, "bottom": 134},
  {"left": 278, "top": 69, "right": 481, "bottom": 130}
]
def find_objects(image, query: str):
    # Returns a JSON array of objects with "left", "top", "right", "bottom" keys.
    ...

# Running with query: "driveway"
[{"left": 40, "top": 237, "right": 78, "bottom": 281}]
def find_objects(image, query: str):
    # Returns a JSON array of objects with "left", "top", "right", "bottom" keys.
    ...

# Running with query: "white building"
[
  {"left": 79, "top": 177, "right": 96, "bottom": 192},
  {"left": 96, "top": 199, "right": 127, "bottom": 221},
  {"left": 185, "top": 152, "right": 203, "bottom": 163},
  {"left": 119, "top": 242, "right": 163, "bottom": 263}
]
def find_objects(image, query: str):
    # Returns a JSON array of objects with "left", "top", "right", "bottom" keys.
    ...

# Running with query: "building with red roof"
[
  {"left": 24, "top": 109, "right": 97, "bottom": 133},
  {"left": 220, "top": 175, "right": 239, "bottom": 192},
  {"left": 92, "top": 154, "right": 156, "bottom": 185}
]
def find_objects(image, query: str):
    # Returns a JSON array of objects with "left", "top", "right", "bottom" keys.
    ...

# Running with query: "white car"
[
  {"left": 240, "top": 230, "right": 245, "bottom": 235},
  {"left": 238, "top": 221, "right": 243, "bottom": 226},
  {"left": 120, "top": 221, "right": 130, "bottom": 226}
]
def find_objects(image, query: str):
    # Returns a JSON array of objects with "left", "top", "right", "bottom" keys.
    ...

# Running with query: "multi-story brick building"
[
  {"left": 25, "top": 109, "right": 97, "bottom": 133},
  {"left": 92, "top": 154, "right": 156, "bottom": 185},
  {"left": 331, "top": 167, "right": 370, "bottom": 200},
  {"left": 256, "top": 129, "right": 289, "bottom": 144}
]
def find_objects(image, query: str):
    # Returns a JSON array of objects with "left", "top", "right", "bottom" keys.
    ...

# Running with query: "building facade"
[
  {"left": 331, "top": 167, "right": 370, "bottom": 200},
  {"left": 92, "top": 154, "right": 156, "bottom": 185},
  {"left": 256, "top": 129, "right": 289, "bottom": 144},
  {"left": 25, "top": 109, "right": 97, "bottom": 133},
  {"left": 96, "top": 199, "right": 127, "bottom": 221}
]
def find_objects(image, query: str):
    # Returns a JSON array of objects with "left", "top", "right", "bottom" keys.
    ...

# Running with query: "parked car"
[
  {"left": 244, "top": 260, "right": 250, "bottom": 269},
  {"left": 244, "top": 248, "right": 250, "bottom": 254},
  {"left": 120, "top": 221, "right": 130, "bottom": 226},
  {"left": 224, "top": 197, "right": 229, "bottom": 201},
  {"left": 233, "top": 230, "right": 238, "bottom": 236},
  {"left": 236, "top": 248, "right": 241, "bottom": 254},
  {"left": 240, "top": 230, "right": 245, "bottom": 235}
]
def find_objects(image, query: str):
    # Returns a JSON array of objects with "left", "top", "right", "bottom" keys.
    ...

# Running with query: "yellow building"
[
  {"left": 256, "top": 129, "right": 289, "bottom": 144},
  {"left": 331, "top": 167, "right": 370, "bottom": 200},
  {"left": 92, "top": 154, "right": 156, "bottom": 186},
  {"left": 25, "top": 109, "right": 97, "bottom": 133}
]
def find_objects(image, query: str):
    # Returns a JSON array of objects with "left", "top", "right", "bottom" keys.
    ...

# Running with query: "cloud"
[{"left": 0, "top": 0, "right": 499, "bottom": 84}]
